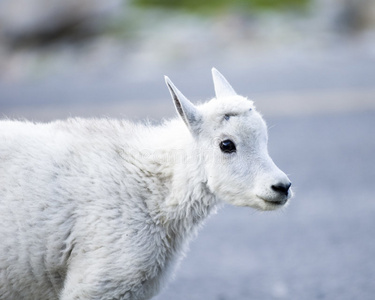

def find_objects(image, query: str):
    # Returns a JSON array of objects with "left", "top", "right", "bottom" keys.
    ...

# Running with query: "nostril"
[{"left": 271, "top": 182, "right": 291, "bottom": 196}]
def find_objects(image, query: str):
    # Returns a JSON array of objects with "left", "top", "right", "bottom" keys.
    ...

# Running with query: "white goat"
[{"left": 0, "top": 69, "right": 292, "bottom": 300}]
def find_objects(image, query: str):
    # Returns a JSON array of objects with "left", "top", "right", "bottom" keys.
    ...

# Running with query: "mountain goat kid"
[{"left": 0, "top": 69, "right": 292, "bottom": 300}]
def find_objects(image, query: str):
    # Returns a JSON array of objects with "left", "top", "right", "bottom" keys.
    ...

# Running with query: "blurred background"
[{"left": 1, "top": 0, "right": 375, "bottom": 299}]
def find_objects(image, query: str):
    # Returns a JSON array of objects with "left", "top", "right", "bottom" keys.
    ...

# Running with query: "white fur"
[{"left": 0, "top": 69, "right": 291, "bottom": 300}]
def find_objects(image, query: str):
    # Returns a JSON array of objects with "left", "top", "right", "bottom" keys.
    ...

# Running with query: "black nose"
[{"left": 271, "top": 182, "right": 291, "bottom": 196}]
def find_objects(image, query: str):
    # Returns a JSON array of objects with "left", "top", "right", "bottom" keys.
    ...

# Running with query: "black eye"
[{"left": 220, "top": 139, "right": 236, "bottom": 153}]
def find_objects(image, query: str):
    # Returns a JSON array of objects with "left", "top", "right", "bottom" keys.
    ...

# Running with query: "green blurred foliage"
[{"left": 132, "top": 0, "right": 310, "bottom": 13}]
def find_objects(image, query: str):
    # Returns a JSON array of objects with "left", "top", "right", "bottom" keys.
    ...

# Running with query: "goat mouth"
[{"left": 256, "top": 195, "right": 287, "bottom": 206}]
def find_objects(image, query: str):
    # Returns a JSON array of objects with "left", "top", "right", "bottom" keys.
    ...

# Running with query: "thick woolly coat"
[{"left": 0, "top": 117, "right": 217, "bottom": 300}]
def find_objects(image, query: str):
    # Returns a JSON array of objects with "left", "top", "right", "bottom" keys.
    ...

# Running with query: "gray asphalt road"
[
  {"left": 154, "top": 111, "right": 375, "bottom": 300},
  {"left": 1, "top": 41, "right": 375, "bottom": 117}
]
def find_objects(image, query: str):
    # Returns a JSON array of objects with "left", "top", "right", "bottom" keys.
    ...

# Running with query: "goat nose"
[{"left": 271, "top": 182, "right": 291, "bottom": 196}]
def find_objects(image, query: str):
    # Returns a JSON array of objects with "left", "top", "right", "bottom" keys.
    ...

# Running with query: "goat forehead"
[
  {"left": 230, "top": 113, "right": 267, "bottom": 137},
  {"left": 197, "top": 96, "right": 268, "bottom": 141},
  {"left": 209, "top": 102, "right": 263, "bottom": 128},
  {"left": 201, "top": 96, "right": 254, "bottom": 116}
]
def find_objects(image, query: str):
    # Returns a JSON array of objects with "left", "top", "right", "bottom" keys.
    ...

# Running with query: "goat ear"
[
  {"left": 212, "top": 67, "right": 237, "bottom": 99},
  {"left": 165, "top": 76, "right": 202, "bottom": 135}
]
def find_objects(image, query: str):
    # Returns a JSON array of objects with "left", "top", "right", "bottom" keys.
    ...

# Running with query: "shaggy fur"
[{"left": 0, "top": 69, "right": 291, "bottom": 300}]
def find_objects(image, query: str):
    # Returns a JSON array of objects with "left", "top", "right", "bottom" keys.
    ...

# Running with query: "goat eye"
[
  {"left": 220, "top": 139, "right": 236, "bottom": 153},
  {"left": 224, "top": 114, "right": 230, "bottom": 121}
]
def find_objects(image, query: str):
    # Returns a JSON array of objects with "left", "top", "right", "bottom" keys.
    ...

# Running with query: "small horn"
[{"left": 212, "top": 68, "right": 237, "bottom": 99}]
